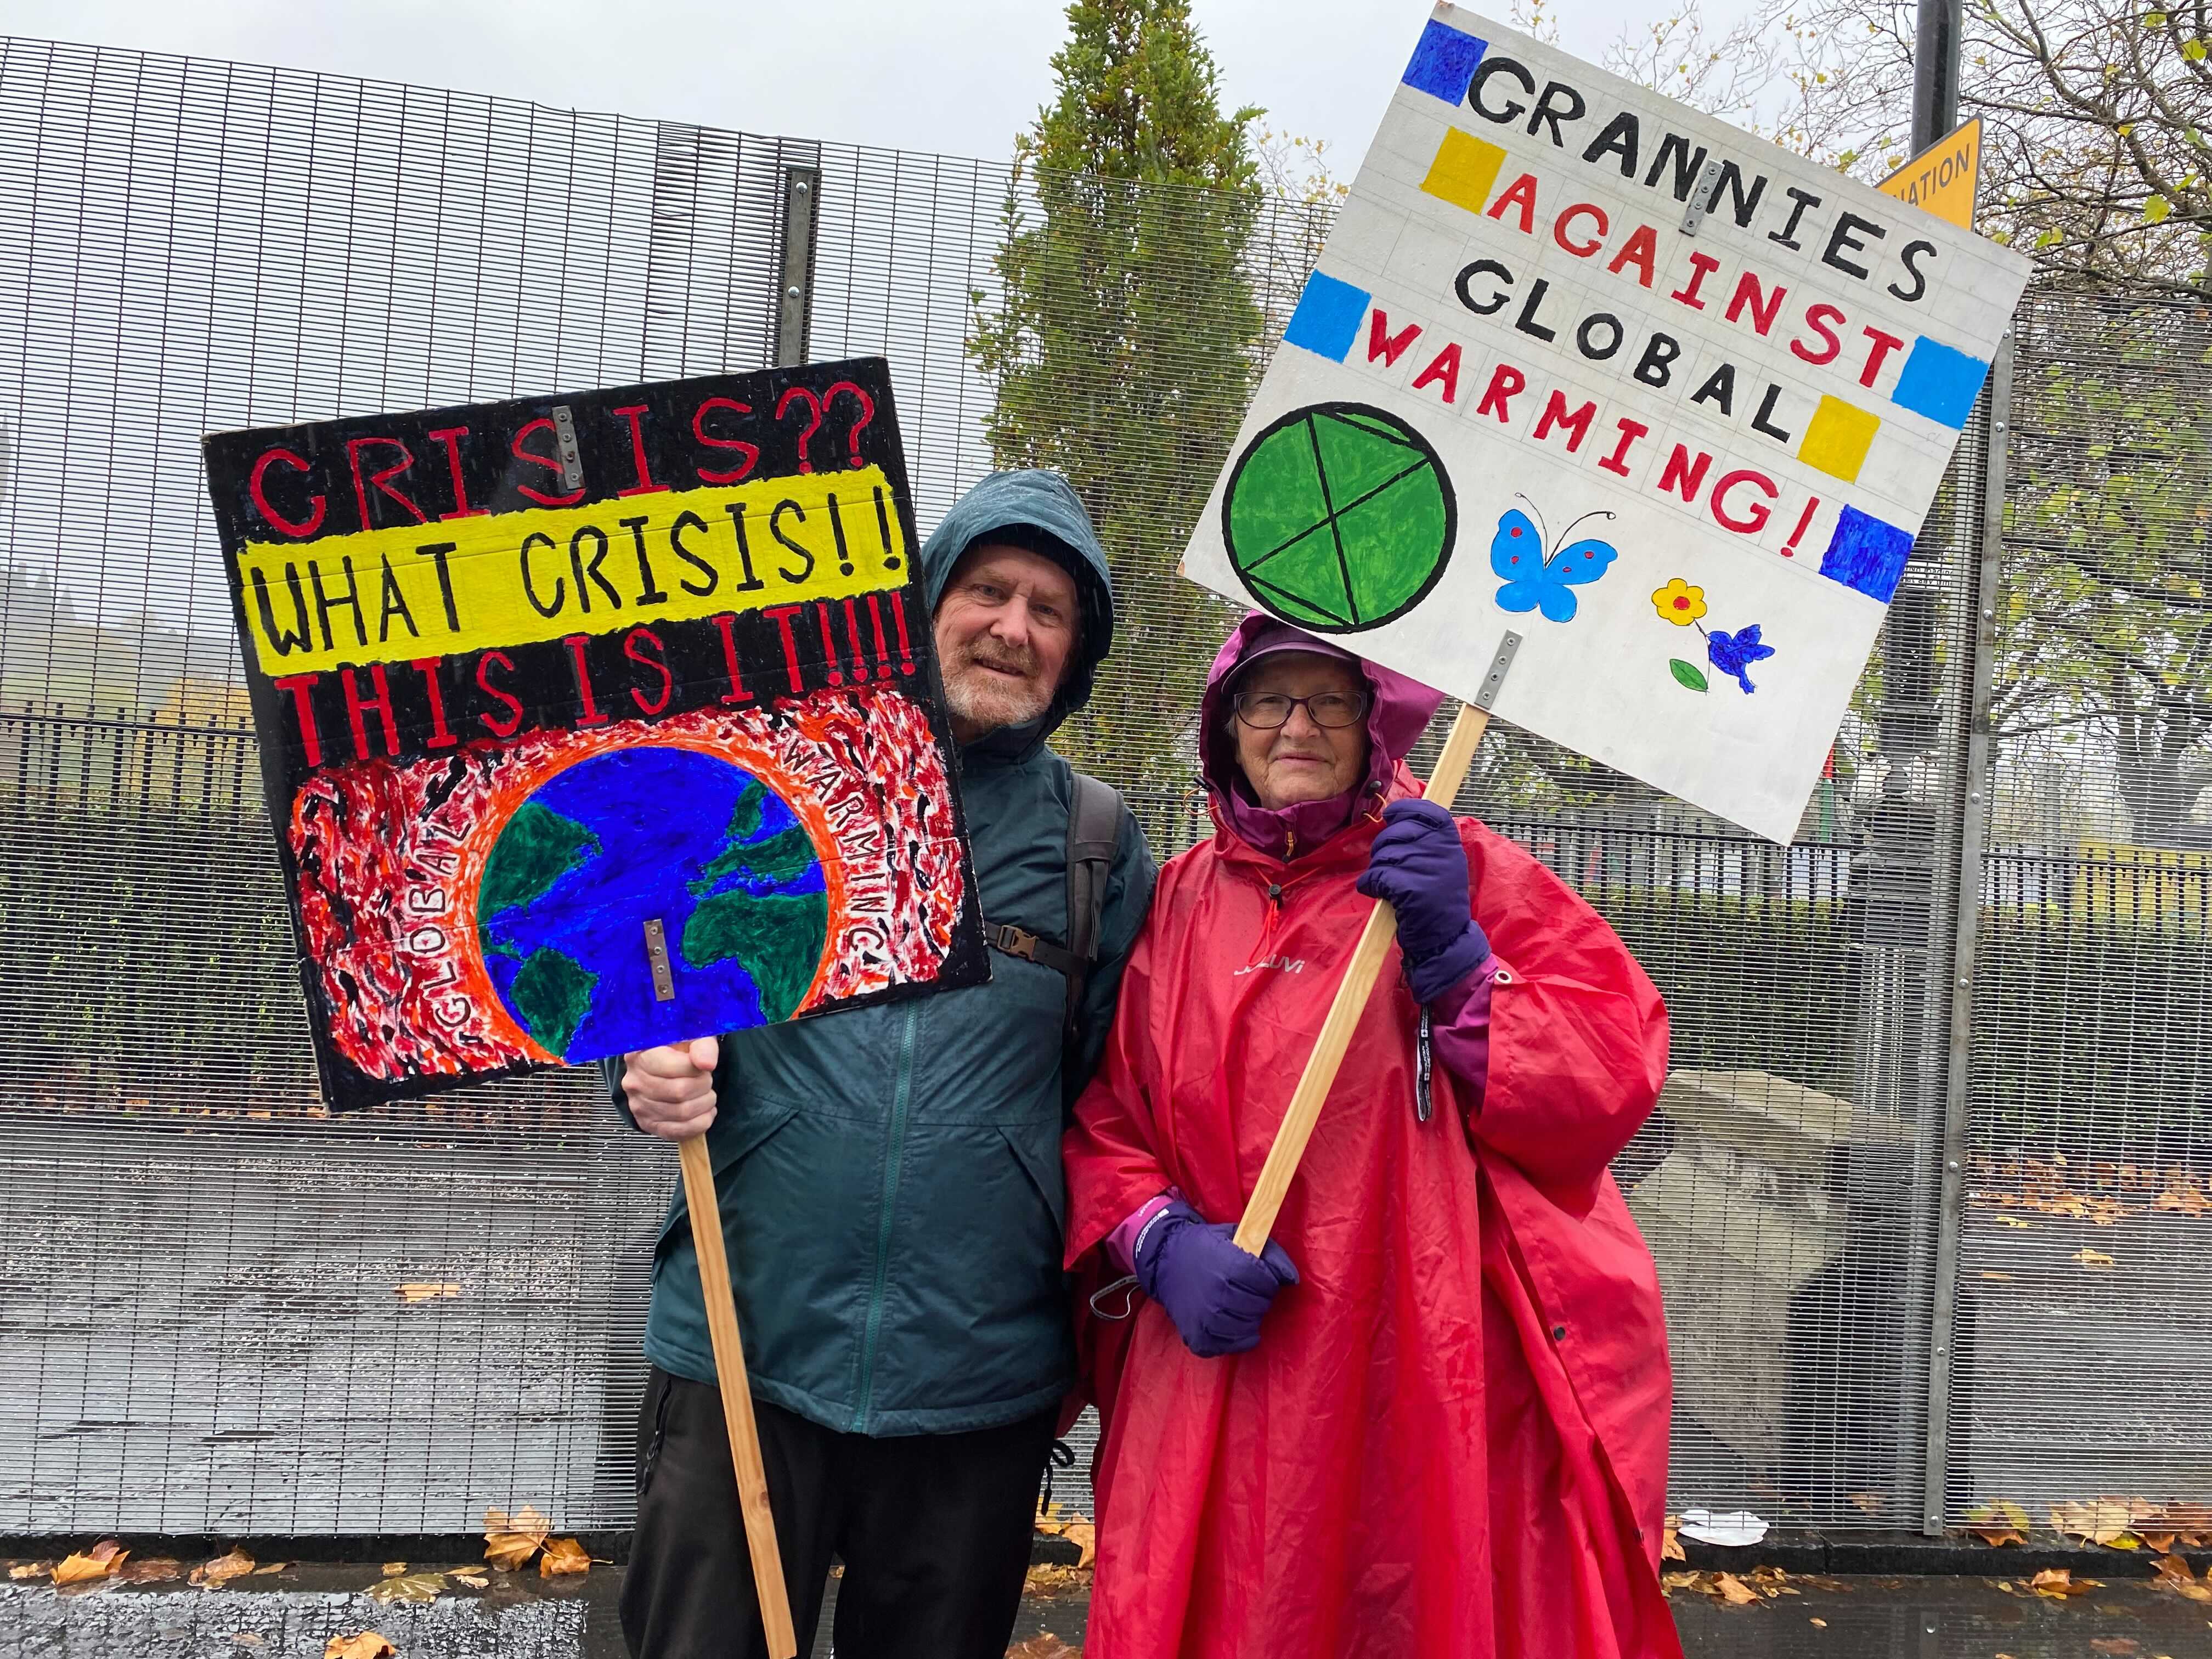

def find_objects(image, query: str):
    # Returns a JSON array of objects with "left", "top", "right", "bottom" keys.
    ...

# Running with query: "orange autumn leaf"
[
  {"left": 539, "top": 1538, "right": 591, "bottom": 1578},
  {"left": 191, "top": 1547, "right": 256, "bottom": 1587},
  {"left": 1715, "top": 1572, "right": 1760, "bottom": 1606},
  {"left": 52, "top": 1542, "right": 127, "bottom": 1585},
  {"left": 1662, "top": 1515, "right": 1685, "bottom": 1562},
  {"left": 484, "top": 1504, "right": 552, "bottom": 1571},
  {"left": 2029, "top": 1567, "right": 2101, "bottom": 1598},
  {"left": 324, "top": 1635, "right": 396, "bottom": 1659}
]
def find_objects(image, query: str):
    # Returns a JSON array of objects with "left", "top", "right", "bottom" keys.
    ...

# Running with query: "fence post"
[
  {"left": 1919, "top": 325, "right": 2014, "bottom": 1535},
  {"left": 774, "top": 156, "right": 821, "bottom": 366}
]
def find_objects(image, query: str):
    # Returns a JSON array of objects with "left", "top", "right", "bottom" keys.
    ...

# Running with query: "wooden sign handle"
[
  {"left": 1233, "top": 701, "right": 1494, "bottom": 1255},
  {"left": 677, "top": 1133, "right": 799, "bottom": 1659}
]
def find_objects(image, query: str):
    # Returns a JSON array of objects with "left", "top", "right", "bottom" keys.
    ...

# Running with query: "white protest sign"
[{"left": 1182, "top": 4, "right": 2033, "bottom": 842}]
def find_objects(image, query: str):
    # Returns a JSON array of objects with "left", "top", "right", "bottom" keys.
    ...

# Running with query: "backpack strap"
[
  {"left": 1061, "top": 770, "right": 1123, "bottom": 1024},
  {"left": 981, "top": 770, "right": 1123, "bottom": 1049}
]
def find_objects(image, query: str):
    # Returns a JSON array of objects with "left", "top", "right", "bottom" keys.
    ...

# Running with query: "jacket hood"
[
  {"left": 917, "top": 469, "right": 1115, "bottom": 758},
  {"left": 1199, "top": 612, "right": 1444, "bottom": 856}
]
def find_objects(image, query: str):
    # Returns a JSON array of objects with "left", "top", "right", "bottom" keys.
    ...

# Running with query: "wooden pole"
[
  {"left": 1233, "top": 645, "right": 1515, "bottom": 1256},
  {"left": 677, "top": 1133, "right": 799, "bottom": 1659}
]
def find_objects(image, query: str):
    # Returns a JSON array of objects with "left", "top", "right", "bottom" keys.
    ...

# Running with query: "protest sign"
[
  {"left": 1182, "top": 4, "right": 2033, "bottom": 842},
  {"left": 205, "top": 358, "right": 986, "bottom": 1110}
]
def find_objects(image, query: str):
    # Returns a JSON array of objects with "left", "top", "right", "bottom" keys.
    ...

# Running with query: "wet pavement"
[{"left": 7, "top": 1559, "right": 2211, "bottom": 1657}]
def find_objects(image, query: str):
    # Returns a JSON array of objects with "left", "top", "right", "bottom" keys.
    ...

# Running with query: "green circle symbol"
[{"left": 1221, "top": 402, "right": 1455, "bottom": 633}]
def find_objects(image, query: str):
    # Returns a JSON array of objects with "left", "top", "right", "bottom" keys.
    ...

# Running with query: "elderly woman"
[{"left": 1063, "top": 616, "right": 1681, "bottom": 1658}]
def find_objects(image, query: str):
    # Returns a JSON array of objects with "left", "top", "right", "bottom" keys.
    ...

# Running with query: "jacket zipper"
[
  {"left": 853, "top": 1002, "right": 920, "bottom": 1432},
  {"left": 1246, "top": 879, "right": 1286, "bottom": 967}
]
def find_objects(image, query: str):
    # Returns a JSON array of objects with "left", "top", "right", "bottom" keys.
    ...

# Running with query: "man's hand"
[{"left": 622, "top": 1036, "right": 720, "bottom": 1140}]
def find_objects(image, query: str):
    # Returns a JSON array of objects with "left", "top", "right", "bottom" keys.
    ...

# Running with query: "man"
[{"left": 611, "top": 469, "right": 1156, "bottom": 1659}]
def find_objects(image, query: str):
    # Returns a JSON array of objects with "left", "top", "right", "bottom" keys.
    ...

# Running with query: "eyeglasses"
[{"left": 1231, "top": 690, "right": 1370, "bottom": 730}]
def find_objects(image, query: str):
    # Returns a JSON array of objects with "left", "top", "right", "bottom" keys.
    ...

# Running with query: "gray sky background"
[{"left": 0, "top": 0, "right": 1694, "bottom": 170}]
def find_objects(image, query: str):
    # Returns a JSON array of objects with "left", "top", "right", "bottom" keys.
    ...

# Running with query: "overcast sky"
[{"left": 0, "top": 0, "right": 1688, "bottom": 169}]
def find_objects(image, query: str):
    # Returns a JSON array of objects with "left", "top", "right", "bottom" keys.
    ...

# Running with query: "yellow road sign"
[{"left": 1877, "top": 117, "right": 1982, "bottom": 231}]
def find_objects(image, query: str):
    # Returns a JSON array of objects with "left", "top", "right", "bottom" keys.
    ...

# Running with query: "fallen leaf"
[
  {"left": 2090, "top": 1639, "right": 2141, "bottom": 1655},
  {"left": 8, "top": 1563, "right": 50, "bottom": 1580},
  {"left": 324, "top": 1637, "right": 395, "bottom": 1659},
  {"left": 1060, "top": 1521, "right": 1097, "bottom": 1571},
  {"left": 368, "top": 1571, "right": 445, "bottom": 1606},
  {"left": 1810, "top": 1617, "right": 1827, "bottom": 1627},
  {"left": 2152, "top": 1553, "right": 2212, "bottom": 1602},
  {"left": 381, "top": 1562, "right": 407, "bottom": 1577},
  {"left": 539, "top": 1538, "right": 590, "bottom": 1578},
  {"left": 1967, "top": 1499, "right": 2033, "bottom": 1545},
  {"left": 450, "top": 1572, "right": 488, "bottom": 1589},
  {"left": 250, "top": 1562, "right": 289, "bottom": 1576},
  {"left": 1004, "top": 1639, "right": 1080, "bottom": 1659},
  {"left": 1715, "top": 1572, "right": 1760, "bottom": 1606},
  {"left": 53, "top": 1544, "right": 127, "bottom": 1585},
  {"left": 2142, "top": 1532, "right": 2179, "bottom": 1553},
  {"left": 193, "top": 1548, "right": 256, "bottom": 1588},
  {"left": 2074, "top": 1248, "right": 2118, "bottom": 1269},
  {"left": 2030, "top": 1568, "right": 2102, "bottom": 1598},
  {"left": 1847, "top": 1492, "right": 1887, "bottom": 1515},
  {"left": 396, "top": 1282, "right": 461, "bottom": 1302},
  {"left": 1662, "top": 1514, "right": 1685, "bottom": 1562},
  {"left": 1024, "top": 1563, "right": 1087, "bottom": 1594},
  {"left": 116, "top": 1558, "right": 185, "bottom": 1583},
  {"left": 484, "top": 1504, "right": 552, "bottom": 1571},
  {"left": 1980, "top": 1271, "right": 2015, "bottom": 1282}
]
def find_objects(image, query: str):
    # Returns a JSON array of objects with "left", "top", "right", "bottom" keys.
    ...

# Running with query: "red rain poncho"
[{"left": 1063, "top": 618, "right": 1682, "bottom": 1659}]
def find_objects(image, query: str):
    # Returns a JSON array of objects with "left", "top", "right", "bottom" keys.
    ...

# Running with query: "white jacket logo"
[{"left": 1235, "top": 955, "right": 1305, "bottom": 976}]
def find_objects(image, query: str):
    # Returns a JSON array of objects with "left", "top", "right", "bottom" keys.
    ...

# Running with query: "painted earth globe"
[{"left": 475, "top": 745, "right": 828, "bottom": 1061}]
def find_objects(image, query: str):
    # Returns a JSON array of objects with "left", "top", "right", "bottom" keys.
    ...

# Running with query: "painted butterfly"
[{"left": 1489, "top": 499, "right": 1620, "bottom": 623}]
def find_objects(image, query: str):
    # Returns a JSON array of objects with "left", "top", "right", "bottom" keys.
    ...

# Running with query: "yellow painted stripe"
[{"left": 235, "top": 467, "right": 907, "bottom": 676}]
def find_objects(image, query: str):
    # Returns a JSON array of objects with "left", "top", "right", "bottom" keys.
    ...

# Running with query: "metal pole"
[
  {"left": 774, "top": 159, "right": 821, "bottom": 367},
  {"left": 1920, "top": 331, "right": 2013, "bottom": 1533},
  {"left": 1912, "top": 0, "right": 1963, "bottom": 149}
]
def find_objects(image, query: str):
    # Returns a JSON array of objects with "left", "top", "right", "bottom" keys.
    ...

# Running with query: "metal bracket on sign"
[
  {"left": 1475, "top": 630, "right": 1522, "bottom": 711},
  {"left": 1679, "top": 157, "right": 1726, "bottom": 235},
  {"left": 551, "top": 405, "right": 585, "bottom": 494},
  {"left": 644, "top": 918, "right": 675, "bottom": 1001}
]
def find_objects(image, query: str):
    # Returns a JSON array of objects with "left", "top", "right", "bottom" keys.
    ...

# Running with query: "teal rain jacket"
[{"left": 613, "top": 469, "right": 1158, "bottom": 1435}]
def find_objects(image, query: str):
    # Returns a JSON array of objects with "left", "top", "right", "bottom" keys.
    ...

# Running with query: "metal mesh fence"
[{"left": 0, "top": 33, "right": 2205, "bottom": 1545}]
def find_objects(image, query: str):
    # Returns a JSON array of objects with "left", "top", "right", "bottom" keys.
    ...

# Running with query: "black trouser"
[{"left": 622, "top": 1367, "right": 1058, "bottom": 1659}]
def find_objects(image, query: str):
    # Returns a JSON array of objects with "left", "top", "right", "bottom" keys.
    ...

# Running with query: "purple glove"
[
  {"left": 1133, "top": 1199, "right": 1299, "bottom": 1358},
  {"left": 1356, "top": 799, "right": 1490, "bottom": 1004}
]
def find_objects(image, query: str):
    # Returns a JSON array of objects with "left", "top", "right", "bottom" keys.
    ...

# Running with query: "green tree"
[{"left": 968, "top": 0, "right": 1265, "bottom": 786}]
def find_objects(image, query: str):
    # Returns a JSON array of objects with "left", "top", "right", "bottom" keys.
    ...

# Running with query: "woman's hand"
[
  {"left": 1356, "top": 799, "right": 1491, "bottom": 1003},
  {"left": 1134, "top": 1200, "right": 1299, "bottom": 1358}
]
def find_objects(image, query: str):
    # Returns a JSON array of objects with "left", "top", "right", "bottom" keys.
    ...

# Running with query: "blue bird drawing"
[{"left": 1706, "top": 624, "right": 1776, "bottom": 693}]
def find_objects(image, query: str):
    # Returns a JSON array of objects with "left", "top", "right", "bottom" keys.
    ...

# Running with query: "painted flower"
[{"left": 1652, "top": 579, "right": 1707, "bottom": 625}]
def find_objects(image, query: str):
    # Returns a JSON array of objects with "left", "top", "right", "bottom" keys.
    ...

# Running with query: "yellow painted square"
[
  {"left": 1420, "top": 128, "right": 1508, "bottom": 215},
  {"left": 1797, "top": 395, "right": 1881, "bottom": 483}
]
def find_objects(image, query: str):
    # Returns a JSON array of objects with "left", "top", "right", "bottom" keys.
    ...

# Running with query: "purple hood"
[{"left": 1199, "top": 613, "right": 1445, "bottom": 859}]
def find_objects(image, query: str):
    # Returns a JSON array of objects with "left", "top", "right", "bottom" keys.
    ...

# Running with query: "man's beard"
[{"left": 942, "top": 644, "right": 1055, "bottom": 733}]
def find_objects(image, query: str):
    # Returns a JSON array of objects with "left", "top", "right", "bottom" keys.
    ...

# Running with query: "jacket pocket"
[
  {"left": 997, "top": 1119, "right": 1067, "bottom": 1237},
  {"left": 636, "top": 1369, "right": 676, "bottom": 1503},
  {"left": 656, "top": 1092, "right": 805, "bottom": 1250}
]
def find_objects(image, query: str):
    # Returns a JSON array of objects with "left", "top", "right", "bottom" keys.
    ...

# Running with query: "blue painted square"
[
  {"left": 1402, "top": 19, "right": 1489, "bottom": 104},
  {"left": 1891, "top": 336, "right": 1989, "bottom": 429},
  {"left": 1819, "top": 505, "right": 1915, "bottom": 603},
  {"left": 1283, "top": 270, "right": 1371, "bottom": 363}
]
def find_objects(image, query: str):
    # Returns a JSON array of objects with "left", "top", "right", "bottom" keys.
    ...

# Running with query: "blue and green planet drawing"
[{"left": 475, "top": 746, "right": 830, "bottom": 1060}]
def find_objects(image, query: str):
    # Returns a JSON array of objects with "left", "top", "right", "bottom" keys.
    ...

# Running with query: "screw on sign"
[{"left": 1222, "top": 402, "right": 1455, "bottom": 633}]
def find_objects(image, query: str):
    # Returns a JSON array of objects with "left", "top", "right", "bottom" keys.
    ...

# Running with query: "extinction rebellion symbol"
[{"left": 1221, "top": 402, "right": 1455, "bottom": 634}]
